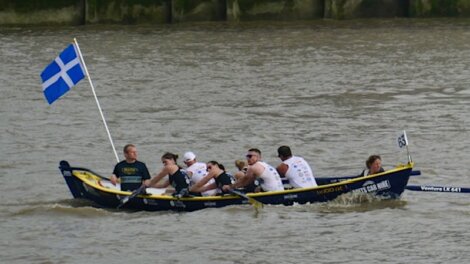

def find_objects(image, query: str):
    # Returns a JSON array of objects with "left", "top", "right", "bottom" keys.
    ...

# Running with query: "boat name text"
[
  {"left": 421, "top": 186, "right": 461, "bottom": 192},
  {"left": 353, "top": 180, "right": 391, "bottom": 194},
  {"left": 317, "top": 186, "right": 344, "bottom": 195}
]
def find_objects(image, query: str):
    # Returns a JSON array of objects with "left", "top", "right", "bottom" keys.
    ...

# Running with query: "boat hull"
[{"left": 59, "top": 160, "right": 413, "bottom": 212}]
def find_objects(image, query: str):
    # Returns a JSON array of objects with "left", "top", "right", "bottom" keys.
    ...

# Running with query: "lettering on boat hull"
[
  {"left": 143, "top": 198, "right": 159, "bottom": 206},
  {"left": 284, "top": 194, "right": 298, "bottom": 200},
  {"left": 170, "top": 200, "right": 186, "bottom": 208},
  {"left": 316, "top": 186, "right": 344, "bottom": 195},
  {"left": 353, "top": 180, "right": 391, "bottom": 194}
]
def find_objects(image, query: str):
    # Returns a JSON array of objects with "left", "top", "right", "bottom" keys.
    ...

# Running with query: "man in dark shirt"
[{"left": 110, "top": 144, "right": 151, "bottom": 191}]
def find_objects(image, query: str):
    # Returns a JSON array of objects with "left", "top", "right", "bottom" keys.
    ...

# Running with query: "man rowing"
[
  {"left": 223, "top": 148, "right": 284, "bottom": 193},
  {"left": 276, "top": 145, "right": 317, "bottom": 188}
]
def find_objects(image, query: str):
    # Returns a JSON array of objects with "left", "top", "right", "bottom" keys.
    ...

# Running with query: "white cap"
[{"left": 183, "top": 151, "right": 196, "bottom": 162}]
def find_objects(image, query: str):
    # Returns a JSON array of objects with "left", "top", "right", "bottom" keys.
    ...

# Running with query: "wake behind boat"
[{"left": 59, "top": 160, "right": 414, "bottom": 212}]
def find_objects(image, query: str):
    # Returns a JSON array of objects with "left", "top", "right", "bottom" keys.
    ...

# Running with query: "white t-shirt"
[
  {"left": 257, "top": 161, "right": 284, "bottom": 192},
  {"left": 283, "top": 156, "right": 317, "bottom": 188},
  {"left": 186, "top": 162, "right": 217, "bottom": 196}
]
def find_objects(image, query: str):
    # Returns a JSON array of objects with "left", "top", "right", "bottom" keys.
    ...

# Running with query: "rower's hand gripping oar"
[
  {"left": 229, "top": 189, "right": 264, "bottom": 210},
  {"left": 117, "top": 184, "right": 147, "bottom": 208}
]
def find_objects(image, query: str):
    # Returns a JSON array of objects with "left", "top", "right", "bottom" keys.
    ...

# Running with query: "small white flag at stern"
[{"left": 397, "top": 130, "right": 409, "bottom": 149}]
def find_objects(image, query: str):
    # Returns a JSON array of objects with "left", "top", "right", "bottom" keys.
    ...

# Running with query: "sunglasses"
[
  {"left": 246, "top": 154, "right": 255, "bottom": 159},
  {"left": 206, "top": 166, "right": 213, "bottom": 171}
]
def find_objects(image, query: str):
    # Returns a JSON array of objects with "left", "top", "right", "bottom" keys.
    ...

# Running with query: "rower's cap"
[{"left": 183, "top": 151, "right": 196, "bottom": 162}]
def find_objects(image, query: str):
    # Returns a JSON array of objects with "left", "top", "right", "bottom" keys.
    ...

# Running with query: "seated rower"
[
  {"left": 223, "top": 148, "right": 284, "bottom": 193},
  {"left": 183, "top": 151, "right": 217, "bottom": 196},
  {"left": 360, "top": 155, "right": 385, "bottom": 176},
  {"left": 146, "top": 152, "right": 192, "bottom": 196},
  {"left": 234, "top": 159, "right": 248, "bottom": 181},
  {"left": 189, "top": 161, "right": 235, "bottom": 195},
  {"left": 276, "top": 146, "right": 317, "bottom": 189}
]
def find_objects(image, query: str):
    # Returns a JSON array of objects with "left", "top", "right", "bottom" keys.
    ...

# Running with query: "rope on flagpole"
[{"left": 73, "top": 38, "right": 120, "bottom": 163}]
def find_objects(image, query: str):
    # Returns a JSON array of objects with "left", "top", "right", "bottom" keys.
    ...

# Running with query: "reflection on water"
[{"left": 10, "top": 202, "right": 112, "bottom": 218}]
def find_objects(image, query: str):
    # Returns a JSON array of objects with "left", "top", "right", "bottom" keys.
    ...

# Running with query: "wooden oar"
[
  {"left": 117, "top": 185, "right": 147, "bottom": 208},
  {"left": 229, "top": 189, "right": 264, "bottom": 210},
  {"left": 406, "top": 185, "right": 470, "bottom": 193}
]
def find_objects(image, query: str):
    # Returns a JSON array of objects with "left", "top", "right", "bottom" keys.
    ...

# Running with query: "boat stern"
[{"left": 59, "top": 160, "right": 83, "bottom": 198}]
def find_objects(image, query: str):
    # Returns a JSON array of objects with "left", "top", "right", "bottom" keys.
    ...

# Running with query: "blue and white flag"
[{"left": 40, "top": 43, "right": 85, "bottom": 104}]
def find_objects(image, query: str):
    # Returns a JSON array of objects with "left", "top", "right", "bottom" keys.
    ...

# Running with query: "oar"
[
  {"left": 406, "top": 185, "right": 470, "bottom": 193},
  {"left": 229, "top": 189, "right": 264, "bottom": 210},
  {"left": 117, "top": 185, "right": 147, "bottom": 208}
]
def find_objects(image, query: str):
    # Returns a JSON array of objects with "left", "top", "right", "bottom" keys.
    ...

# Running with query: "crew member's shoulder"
[{"left": 134, "top": 160, "right": 148, "bottom": 166}]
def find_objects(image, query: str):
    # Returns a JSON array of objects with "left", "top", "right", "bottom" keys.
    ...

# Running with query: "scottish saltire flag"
[{"left": 40, "top": 43, "right": 85, "bottom": 104}]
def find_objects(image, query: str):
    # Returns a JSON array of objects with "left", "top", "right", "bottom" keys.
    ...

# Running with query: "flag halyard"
[{"left": 41, "top": 43, "right": 85, "bottom": 104}]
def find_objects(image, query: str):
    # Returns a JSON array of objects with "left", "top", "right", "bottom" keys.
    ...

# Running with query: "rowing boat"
[{"left": 59, "top": 160, "right": 414, "bottom": 212}]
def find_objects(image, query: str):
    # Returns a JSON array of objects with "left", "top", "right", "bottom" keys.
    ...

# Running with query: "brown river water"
[{"left": 1, "top": 19, "right": 470, "bottom": 263}]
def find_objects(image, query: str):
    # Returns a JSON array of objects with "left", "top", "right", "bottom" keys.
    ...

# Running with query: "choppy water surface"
[{"left": 1, "top": 19, "right": 470, "bottom": 263}]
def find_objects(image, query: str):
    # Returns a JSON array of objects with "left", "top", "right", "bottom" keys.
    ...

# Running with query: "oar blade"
[
  {"left": 230, "top": 189, "right": 264, "bottom": 209},
  {"left": 249, "top": 198, "right": 264, "bottom": 210},
  {"left": 117, "top": 185, "right": 147, "bottom": 208}
]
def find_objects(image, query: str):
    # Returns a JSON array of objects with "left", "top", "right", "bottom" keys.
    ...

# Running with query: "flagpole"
[
  {"left": 73, "top": 38, "right": 120, "bottom": 163},
  {"left": 403, "top": 130, "right": 412, "bottom": 163}
]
